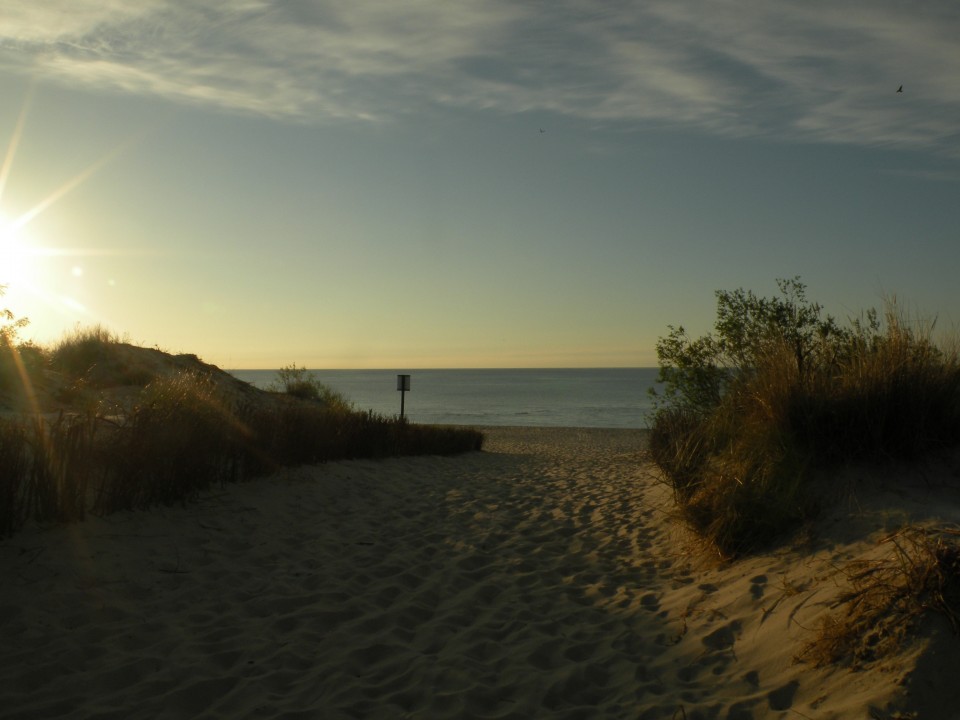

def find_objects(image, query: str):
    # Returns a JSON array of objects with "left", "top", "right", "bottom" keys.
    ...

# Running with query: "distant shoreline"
[{"left": 229, "top": 368, "right": 658, "bottom": 430}]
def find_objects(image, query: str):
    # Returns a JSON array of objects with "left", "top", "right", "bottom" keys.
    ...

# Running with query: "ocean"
[{"left": 228, "top": 368, "right": 661, "bottom": 429}]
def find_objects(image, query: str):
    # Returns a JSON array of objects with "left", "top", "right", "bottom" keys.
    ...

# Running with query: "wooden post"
[{"left": 397, "top": 374, "right": 411, "bottom": 420}]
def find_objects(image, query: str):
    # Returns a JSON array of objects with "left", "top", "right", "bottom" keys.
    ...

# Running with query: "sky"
[{"left": 1, "top": 1, "right": 959, "bottom": 369}]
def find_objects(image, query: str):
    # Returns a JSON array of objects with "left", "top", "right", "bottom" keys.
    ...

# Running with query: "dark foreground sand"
[{"left": 1, "top": 427, "right": 956, "bottom": 719}]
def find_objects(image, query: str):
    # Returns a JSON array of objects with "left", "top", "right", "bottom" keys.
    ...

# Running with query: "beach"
[{"left": 1, "top": 426, "right": 956, "bottom": 719}]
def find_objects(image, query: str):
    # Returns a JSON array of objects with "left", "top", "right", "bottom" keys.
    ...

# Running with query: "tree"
[{"left": 650, "top": 278, "right": 847, "bottom": 414}]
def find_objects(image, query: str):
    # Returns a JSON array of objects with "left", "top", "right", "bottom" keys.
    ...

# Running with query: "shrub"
[
  {"left": 269, "top": 363, "right": 351, "bottom": 410},
  {"left": 649, "top": 279, "right": 960, "bottom": 556}
]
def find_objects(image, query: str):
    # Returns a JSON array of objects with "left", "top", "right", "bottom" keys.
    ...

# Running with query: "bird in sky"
[
  {"left": 539, "top": 128, "right": 546, "bottom": 133},
  {"left": 897, "top": 85, "right": 903, "bottom": 93}
]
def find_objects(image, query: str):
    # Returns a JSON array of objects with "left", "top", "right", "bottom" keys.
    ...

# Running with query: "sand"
[{"left": 1, "top": 426, "right": 958, "bottom": 719}]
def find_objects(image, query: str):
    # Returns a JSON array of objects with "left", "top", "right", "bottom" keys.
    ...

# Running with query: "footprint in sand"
[
  {"left": 702, "top": 620, "right": 742, "bottom": 652},
  {"left": 768, "top": 679, "right": 800, "bottom": 711},
  {"left": 749, "top": 574, "right": 768, "bottom": 600},
  {"left": 727, "top": 699, "right": 761, "bottom": 720},
  {"left": 639, "top": 592, "right": 661, "bottom": 612}
]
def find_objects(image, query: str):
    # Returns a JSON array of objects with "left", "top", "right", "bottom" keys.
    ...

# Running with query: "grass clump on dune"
[
  {"left": 49, "top": 325, "right": 147, "bottom": 386},
  {"left": 649, "top": 278, "right": 960, "bottom": 557},
  {"left": 799, "top": 526, "right": 960, "bottom": 667}
]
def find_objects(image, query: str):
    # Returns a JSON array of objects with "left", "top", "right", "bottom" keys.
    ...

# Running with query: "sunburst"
[{"left": 0, "top": 85, "right": 154, "bottom": 329}]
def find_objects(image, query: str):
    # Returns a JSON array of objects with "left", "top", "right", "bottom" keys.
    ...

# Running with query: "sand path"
[{"left": 0, "top": 427, "right": 940, "bottom": 718}]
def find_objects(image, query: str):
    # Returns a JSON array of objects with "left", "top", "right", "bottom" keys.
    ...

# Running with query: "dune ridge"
[{"left": 1, "top": 427, "right": 956, "bottom": 718}]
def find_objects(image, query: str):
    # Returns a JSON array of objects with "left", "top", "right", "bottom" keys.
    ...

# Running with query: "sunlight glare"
[
  {"left": 0, "top": 84, "right": 152, "bottom": 343},
  {"left": 0, "top": 212, "right": 36, "bottom": 287}
]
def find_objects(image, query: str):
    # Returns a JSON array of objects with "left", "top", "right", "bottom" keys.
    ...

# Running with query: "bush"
[
  {"left": 269, "top": 363, "right": 350, "bottom": 410},
  {"left": 649, "top": 279, "right": 960, "bottom": 556}
]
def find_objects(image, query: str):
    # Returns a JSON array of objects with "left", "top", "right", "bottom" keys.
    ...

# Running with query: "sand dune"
[{"left": 1, "top": 427, "right": 956, "bottom": 718}]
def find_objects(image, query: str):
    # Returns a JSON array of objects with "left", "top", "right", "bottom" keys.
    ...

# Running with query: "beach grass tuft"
[
  {"left": 798, "top": 527, "right": 960, "bottom": 667},
  {"left": 50, "top": 325, "right": 157, "bottom": 388}
]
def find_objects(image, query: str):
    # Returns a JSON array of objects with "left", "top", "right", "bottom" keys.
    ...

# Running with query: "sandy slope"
[{"left": 1, "top": 427, "right": 957, "bottom": 719}]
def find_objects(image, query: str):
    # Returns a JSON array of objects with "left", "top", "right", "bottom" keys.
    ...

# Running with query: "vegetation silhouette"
[
  {"left": 649, "top": 277, "right": 960, "bottom": 557},
  {"left": 0, "top": 312, "right": 483, "bottom": 537}
]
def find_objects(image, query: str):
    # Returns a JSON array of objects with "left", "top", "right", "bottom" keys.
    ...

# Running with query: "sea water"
[{"left": 228, "top": 368, "right": 661, "bottom": 429}]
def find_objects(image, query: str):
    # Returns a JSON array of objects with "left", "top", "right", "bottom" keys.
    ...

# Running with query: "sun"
[{"left": 0, "top": 212, "right": 38, "bottom": 288}]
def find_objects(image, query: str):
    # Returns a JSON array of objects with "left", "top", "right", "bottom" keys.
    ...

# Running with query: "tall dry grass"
[
  {"left": 0, "top": 413, "right": 97, "bottom": 533},
  {"left": 798, "top": 527, "right": 960, "bottom": 667},
  {"left": 50, "top": 325, "right": 155, "bottom": 388},
  {"left": 0, "top": 369, "right": 483, "bottom": 537},
  {"left": 93, "top": 373, "right": 245, "bottom": 512}
]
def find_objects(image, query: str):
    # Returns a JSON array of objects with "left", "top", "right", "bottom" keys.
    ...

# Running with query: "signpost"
[{"left": 397, "top": 374, "right": 411, "bottom": 420}]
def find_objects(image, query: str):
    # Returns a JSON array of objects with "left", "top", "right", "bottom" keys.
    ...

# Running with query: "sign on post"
[{"left": 397, "top": 374, "right": 411, "bottom": 420}]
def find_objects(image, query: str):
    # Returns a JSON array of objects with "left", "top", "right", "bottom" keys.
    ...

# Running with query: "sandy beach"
[{"left": 2, "top": 426, "right": 957, "bottom": 719}]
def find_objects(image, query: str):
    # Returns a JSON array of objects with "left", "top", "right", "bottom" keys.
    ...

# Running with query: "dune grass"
[
  {"left": 798, "top": 527, "right": 960, "bottom": 668},
  {"left": 649, "top": 280, "right": 960, "bottom": 557},
  {"left": 49, "top": 325, "right": 159, "bottom": 389},
  {"left": 0, "top": 337, "right": 484, "bottom": 537}
]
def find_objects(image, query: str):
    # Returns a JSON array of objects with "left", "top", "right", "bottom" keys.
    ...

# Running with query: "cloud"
[{"left": 2, "top": 0, "right": 959, "bottom": 155}]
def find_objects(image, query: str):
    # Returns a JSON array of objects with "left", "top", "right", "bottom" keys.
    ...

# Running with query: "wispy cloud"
[{"left": 2, "top": 1, "right": 959, "bottom": 154}]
